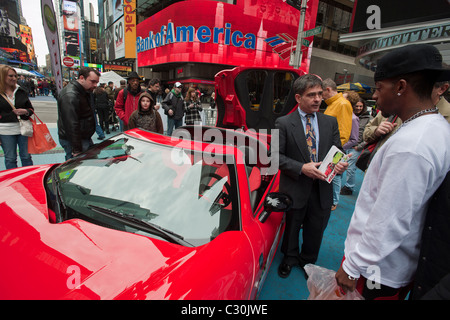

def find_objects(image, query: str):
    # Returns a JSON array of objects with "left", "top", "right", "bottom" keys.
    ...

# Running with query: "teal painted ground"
[{"left": 258, "top": 170, "right": 363, "bottom": 300}]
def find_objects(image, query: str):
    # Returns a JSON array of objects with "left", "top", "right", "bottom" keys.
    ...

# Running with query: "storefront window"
[
  {"left": 313, "top": 0, "right": 357, "bottom": 57},
  {"left": 273, "top": 72, "right": 295, "bottom": 114},
  {"left": 247, "top": 70, "right": 266, "bottom": 111}
]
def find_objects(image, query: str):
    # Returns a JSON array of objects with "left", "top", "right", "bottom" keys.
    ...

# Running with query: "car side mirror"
[{"left": 258, "top": 192, "right": 292, "bottom": 223}]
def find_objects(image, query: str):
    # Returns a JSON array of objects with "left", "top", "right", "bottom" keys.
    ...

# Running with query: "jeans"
[
  {"left": 332, "top": 149, "right": 362, "bottom": 205},
  {"left": 59, "top": 138, "right": 93, "bottom": 161},
  {"left": 0, "top": 134, "right": 33, "bottom": 169},
  {"left": 343, "top": 149, "right": 362, "bottom": 191},
  {"left": 332, "top": 173, "right": 341, "bottom": 206},
  {"left": 166, "top": 118, "right": 183, "bottom": 136},
  {"left": 94, "top": 110, "right": 105, "bottom": 139}
]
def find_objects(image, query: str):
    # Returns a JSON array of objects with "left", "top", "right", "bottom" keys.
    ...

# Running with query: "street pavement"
[{"left": 0, "top": 95, "right": 362, "bottom": 300}]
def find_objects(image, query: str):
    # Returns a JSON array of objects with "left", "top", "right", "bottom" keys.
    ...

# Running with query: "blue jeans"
[
  {"left": 332, "top": 173, "right": 341, "bottom": 206},
  {"left": 59, "top": 138, "right": 93, "bottom": 161},
  {"left": 343, "top": 149, "right": 362, "bottom": 191},
  {"left": 94, "top": 110, "right": 105, "bottom": 139},
  {"left": 0, "top": 134, "right": 33, "bottom": 169},
  {"left": 167, "top": 118, "right": 183, "bottom": 136}
]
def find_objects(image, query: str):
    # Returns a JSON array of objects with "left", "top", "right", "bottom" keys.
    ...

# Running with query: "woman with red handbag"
[{"left": 0, "top": 65, "right": 34, "bottom": 169}]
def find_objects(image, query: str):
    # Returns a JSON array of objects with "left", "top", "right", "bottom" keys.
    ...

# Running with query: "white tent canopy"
[
  {"left": 99, "top": 71, "right": 126, "bottom": 87},
  {"left": 13, "top": 67, "right": 35, "bottom": 77}
]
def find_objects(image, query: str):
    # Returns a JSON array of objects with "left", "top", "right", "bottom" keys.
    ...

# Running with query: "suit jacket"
[{"left": 275, "top": 110, "right": 342, "bottom": 209}]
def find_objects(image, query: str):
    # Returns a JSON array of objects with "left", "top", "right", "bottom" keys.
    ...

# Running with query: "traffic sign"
[
  {"left": 302, "top": 26, "right": 323, "bottom": 38},
  {"left": 284, "top": 0, "right": 302, "bottom": 10},
  {"left": 63, "top": 56, "right": 74, "bottom": 68}
]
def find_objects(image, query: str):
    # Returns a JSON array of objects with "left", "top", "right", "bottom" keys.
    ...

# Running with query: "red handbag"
[{"left": 28, "top": 113, "right": 57, "bottom": 154}]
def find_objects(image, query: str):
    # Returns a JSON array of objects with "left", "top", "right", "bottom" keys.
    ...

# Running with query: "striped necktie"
[{"left": 305, "top": 114, "right": 317, "bottom": 162}]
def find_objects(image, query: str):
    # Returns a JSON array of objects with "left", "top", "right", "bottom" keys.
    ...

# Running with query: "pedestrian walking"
[
  {"left": 340, "top": 98, "right": 372, "bottom": 195},
  {"left": 322, "top": 79, "right": 354, "bottom": 211},
  {"left": 331, "top": 91, "right": 360, "bottom": 204},
  {"left": 184, "top": 87, "right": 203, "bottom": 125},
  {"left": 162, "top": 82, "right": 185, "bottom": 135},
  {"left": 146, "top": 78, "right": 161, "bottom": 110},
  {"left": 94, "top": 84, "right": 110, "bottom": 134}
]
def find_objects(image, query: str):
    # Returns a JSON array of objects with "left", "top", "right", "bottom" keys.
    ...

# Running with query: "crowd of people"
[
  {"left": 17, "top": 75, "right": 57, "bottom": 98},
  {"left": 55, "top": 69, "right": 212, "bottom": 159},
  {"left": 1, "top": 43, "right": 450, "bottom": 300}
]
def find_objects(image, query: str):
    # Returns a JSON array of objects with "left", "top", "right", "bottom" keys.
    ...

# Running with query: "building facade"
[{"left": 135, "top": 0, "right": 320, "bottom": 95}]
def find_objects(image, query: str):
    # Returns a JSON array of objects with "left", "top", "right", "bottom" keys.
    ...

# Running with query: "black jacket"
[
  {"left": 162, "top": 90, "right": 184, "bottom": 120},
  {"left": 94, "top": 90, "right": 110, "bottom": 109},
  {"left": 57, "top": 80, "right": 95, "bottom": 154},
  {"left": 410, "top": 171, "right": 450, "bottom": 300},
  {"left": 0, "top": 86, "right": 34, "bottom": 123}
]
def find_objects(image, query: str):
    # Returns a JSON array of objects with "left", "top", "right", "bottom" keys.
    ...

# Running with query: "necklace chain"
[{"left": 402, "top": 106, "right": 438, "bottom": 125}]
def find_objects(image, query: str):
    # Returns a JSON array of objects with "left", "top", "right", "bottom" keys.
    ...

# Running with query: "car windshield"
[{"left": 48, "top": 134, "right": 240, "bottom": 246}]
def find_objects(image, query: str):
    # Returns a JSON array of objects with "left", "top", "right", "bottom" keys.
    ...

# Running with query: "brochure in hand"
[{"left": 318, "top": 145, "right": 350, "bottom": 183}]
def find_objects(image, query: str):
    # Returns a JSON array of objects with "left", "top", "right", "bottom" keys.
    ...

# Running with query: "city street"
[{"left": 29, "top": 95, "right": 58, "bottom": 124}]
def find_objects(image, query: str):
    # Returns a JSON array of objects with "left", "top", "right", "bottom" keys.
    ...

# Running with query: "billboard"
[
  {"left": 123, "top": 0, "right": 136, "bottom": 58},
  {"left": 19, "top": 25, "right": 36, "bottom": 63},
  {"left": 104, "top": 16, "right": 125, "bottom": 60},
  {"left": 103, "top": 0, "right": 136, "bottom": 60},
  {"left": 136, "top": 0, "right": 319, "bottom": 71},
  {"left": 62, "top": 0, "right": 81, "bottom": 61}
]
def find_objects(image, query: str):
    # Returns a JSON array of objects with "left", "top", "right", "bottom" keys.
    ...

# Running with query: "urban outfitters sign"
[{"left": 137, "top": 22, "right": 256, "bottom": 53}]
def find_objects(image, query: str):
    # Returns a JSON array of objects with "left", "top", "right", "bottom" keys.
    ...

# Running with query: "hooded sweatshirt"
[{"left": 128, "top": 92, "right": 163, "bottom": 134}]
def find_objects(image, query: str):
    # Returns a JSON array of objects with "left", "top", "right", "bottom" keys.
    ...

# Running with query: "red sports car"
[{"left": 0, "top": 126, "right": 291, "bottom": 299}]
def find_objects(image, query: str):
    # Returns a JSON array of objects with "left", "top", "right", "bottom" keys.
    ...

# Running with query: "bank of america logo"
[{"left": 264, "top": 34, "right": 297, "bottom": 60}]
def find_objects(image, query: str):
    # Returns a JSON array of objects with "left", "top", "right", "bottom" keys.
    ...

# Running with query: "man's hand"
[
  {"left": 301, "top": 162, "right": 327, "bottom": 180},
  {"left": 334, "top": 155, "right": 351, "bottom": 174},
  {"left": 168, "top": 109, "right": 174, "bottom": 116},
  {"left": 375, "top": 120, "right": 398, "bottom": 137},
  {"left": 335, "top": 265, "right": 357, "bottom": 294}
]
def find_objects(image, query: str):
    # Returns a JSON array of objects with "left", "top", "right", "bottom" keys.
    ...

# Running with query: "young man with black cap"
[
  {"left": 114, "top": 71, "right": 142, "bottom": 130},
  {"left": 335, "top": 44, "right": 450, "bottom": 300}
]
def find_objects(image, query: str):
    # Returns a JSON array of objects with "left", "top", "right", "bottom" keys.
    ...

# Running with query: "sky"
[
  {"left": 20, "top": 0, "right": 98, "bottom": 67},
  {"left": 21, "top": 0, "right": 48, "bottom": 66}
]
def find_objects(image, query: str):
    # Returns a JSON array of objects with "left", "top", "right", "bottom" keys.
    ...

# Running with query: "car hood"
[{"left": 0, "top": 165, "right": 254, "bottom": 300}]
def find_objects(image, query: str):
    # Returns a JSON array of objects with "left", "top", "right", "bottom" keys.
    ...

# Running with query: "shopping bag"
[
  {"left": 355, "top": 140, "right": 379, "bottom": 171},
  {"left": 304, "top": 264, "right": 364, "bottom": 300},
  {"left": 28, "top": 114, "right": 57, "bottom": 154}
]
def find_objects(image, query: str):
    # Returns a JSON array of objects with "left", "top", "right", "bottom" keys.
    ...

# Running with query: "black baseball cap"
[{"left": 374, "top": 44, "right": 450, "bottom": 82}]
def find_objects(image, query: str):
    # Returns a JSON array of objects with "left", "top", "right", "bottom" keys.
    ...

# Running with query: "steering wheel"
[{"left": 199, "top": 172, "right": 232, "bottom": 207}]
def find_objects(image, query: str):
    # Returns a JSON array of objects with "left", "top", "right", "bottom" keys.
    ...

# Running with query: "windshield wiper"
[
  {"left": 87, "top": 204, "right": 193, "bottom": 247},
  {"left": 52, "top": 170, "right": 66, "bottom": 222}
]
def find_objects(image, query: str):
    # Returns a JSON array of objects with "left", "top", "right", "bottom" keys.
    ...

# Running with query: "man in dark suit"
[{"left": 275, "top": 74, "right": 348, "bottom": 278}]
